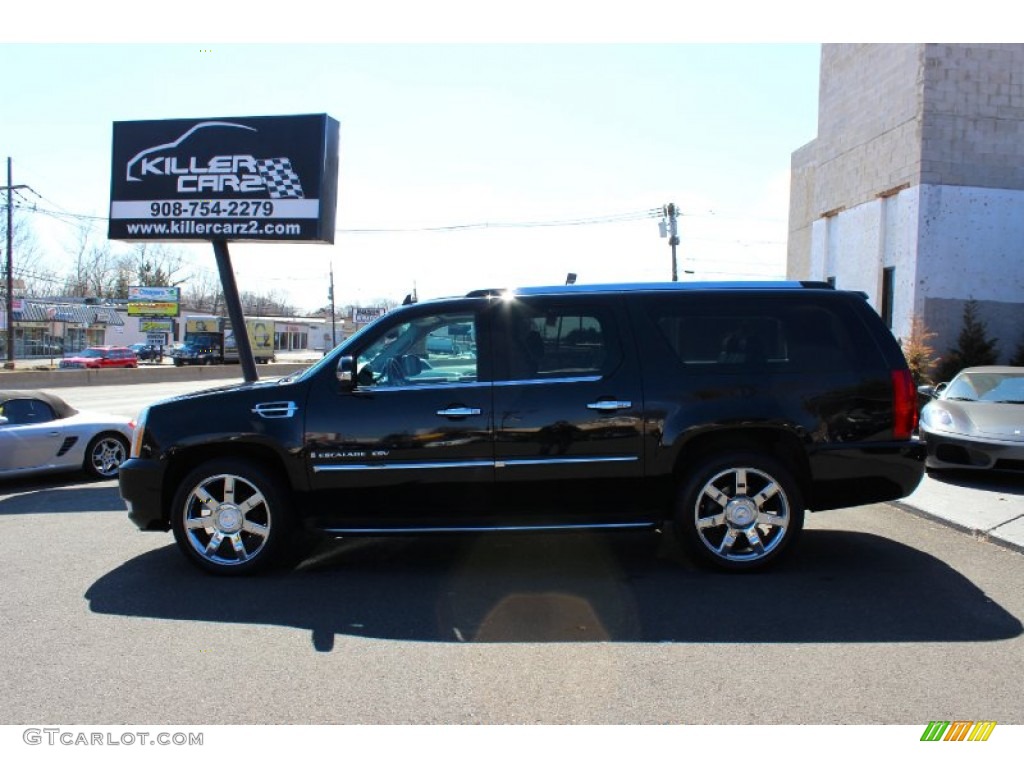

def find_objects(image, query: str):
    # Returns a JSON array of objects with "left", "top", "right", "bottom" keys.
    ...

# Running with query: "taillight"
[{"left": 892, "top": 369, "right": 918, "bottom": 440}]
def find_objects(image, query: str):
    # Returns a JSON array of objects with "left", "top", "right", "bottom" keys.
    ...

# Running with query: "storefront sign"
[{"left": 139, "top": 318, "right": 174, "bottom": 333}]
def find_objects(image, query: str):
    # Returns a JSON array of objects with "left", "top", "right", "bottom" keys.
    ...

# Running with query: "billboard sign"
[
  {"left": 109, "top": 114, "right": 339, "bottom": 243},
  {"left": 129, "top": 286, "right": 180, "bottom": 303},
  {"left": 128, "top": 302, "right": 179, "bottom": 317},
  {"left": 127, "top": 285, "right": 180, "bottom": 317},
  {"left": 352, "top": 307, "right": 387, "bottom": 324}
]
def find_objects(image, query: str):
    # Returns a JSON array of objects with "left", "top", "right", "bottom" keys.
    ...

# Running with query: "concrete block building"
[{"left": 788, "top": 43, "right": 1024, "bottom": 363}]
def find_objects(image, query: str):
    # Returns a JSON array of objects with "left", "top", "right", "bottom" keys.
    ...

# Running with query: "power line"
[{"left": 15, "top": 200, "right": 665, "bottom": 233}]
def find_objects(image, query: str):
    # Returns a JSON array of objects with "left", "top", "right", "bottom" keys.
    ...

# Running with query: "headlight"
[
  {"left": 924, "top": 406, "right": 955, "bottom": 431},
  {"left": 131, "top": 406, "right": 149, "bottom": 458}
]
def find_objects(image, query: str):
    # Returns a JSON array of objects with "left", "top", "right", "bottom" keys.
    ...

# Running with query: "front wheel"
[
  {"left": 171, "top": 459, "right": 291, "bottom": 576},
  {"left": 675, "top": 452, "right": 804, "bottom": 571},
  {"left": 84, "top": 433, "right": 129, "bottom": 479}
]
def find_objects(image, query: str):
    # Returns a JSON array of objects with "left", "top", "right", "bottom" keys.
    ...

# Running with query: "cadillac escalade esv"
[{"left": 119, "top": 282, "right": 925, "bottom": 575}]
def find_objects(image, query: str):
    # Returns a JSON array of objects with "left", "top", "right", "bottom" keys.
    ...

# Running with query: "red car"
[{"left": 59, "top": 346, "right": 138, "bottom": 369}]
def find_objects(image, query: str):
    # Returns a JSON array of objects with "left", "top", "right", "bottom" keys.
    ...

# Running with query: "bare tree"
[
  {"left": 120, "top": 243, "right": 190, "bottom": 291},
  {"left": 1, "top": 209, "right": 54, "bottom": 297},
  {"left": 63, "top": 222, "right": 119, "bottom": 298},
  {"left": 180, "top": 270, "right": 224, "bottom": 314},
  {"left": 239, "top": 289, "right": 295, "bottom": 317}
]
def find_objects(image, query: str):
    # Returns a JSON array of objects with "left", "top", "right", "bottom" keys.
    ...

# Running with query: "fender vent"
[
  {"left": 252, "top": 401, "right": 298, "bottom": 419},
  {"left": 57, "top": 436, "right": 79, "bottom": 456}
]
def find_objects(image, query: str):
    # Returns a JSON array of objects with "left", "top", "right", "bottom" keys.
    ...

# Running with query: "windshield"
[
  {"left": 76, "top": 349, "right": 104, "bottom": 358},
  {"left": 943, "top": 371, "right": 1024, "bottom": 403},
  {"left": 284, "top": 316, "right": 386, "bottom": 383}
]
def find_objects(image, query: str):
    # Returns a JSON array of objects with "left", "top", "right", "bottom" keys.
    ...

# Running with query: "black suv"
[{"left": 120, "top": 282, "right": 924, "bottom": 575}]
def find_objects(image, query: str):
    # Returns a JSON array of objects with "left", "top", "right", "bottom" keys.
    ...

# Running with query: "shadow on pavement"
[
  {"left": 86, "top": 529, "right": 1023, "bottom": 651},
  {"left": 0, "top": 479, "right": 123, "bottom": 515}
]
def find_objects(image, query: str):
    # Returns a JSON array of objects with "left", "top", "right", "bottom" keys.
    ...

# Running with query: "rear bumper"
[
  {"left": 807, "top": 440, "right": 926, "bottom": 511},
  {"left": 119, "top": 457, "right": 170, "bottom": 531}
]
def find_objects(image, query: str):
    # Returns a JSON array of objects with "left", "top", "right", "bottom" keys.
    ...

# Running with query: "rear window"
[{"left": 646, "top": 295, "right": 875, "bottom": 373}]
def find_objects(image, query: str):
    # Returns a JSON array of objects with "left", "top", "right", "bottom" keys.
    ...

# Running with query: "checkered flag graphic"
[{"left": 257, "top": 158, "right": 305, "bottom": 199}]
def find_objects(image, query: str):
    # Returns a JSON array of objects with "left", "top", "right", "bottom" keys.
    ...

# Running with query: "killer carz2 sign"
[{"left": 109, "top": 114, "right": 339, "bottom": 243}]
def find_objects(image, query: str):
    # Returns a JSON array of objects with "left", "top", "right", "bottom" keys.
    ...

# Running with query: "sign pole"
[{"left": 212, "top": 240, "right": 258, "bottom": 383}]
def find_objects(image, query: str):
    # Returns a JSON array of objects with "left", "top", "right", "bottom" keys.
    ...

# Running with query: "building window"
[{"left": 881, "top": 267, "right": 895, "bottom": 328}]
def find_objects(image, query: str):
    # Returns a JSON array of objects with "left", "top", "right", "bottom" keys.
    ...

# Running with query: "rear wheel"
[
  {"left": 171, "top": 459, "right": 291, "bottom": 575},
  {"left": 675, "top": 452, "right": 804, "bottom": 571}
]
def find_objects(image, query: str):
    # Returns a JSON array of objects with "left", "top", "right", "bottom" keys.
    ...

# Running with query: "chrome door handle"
[
  {"left": 586, "top": 400, "right": 632, "bottom": 412},
  {"left": 436, "top": 407, "right": 482, "bottom": 418}
]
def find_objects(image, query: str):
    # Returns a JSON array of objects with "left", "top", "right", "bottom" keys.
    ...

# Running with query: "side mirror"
[
  {"left": 336, "top": 355, "right": 356, "bottom": 387},
  {"left": 0, "top": 415, "right": 8, "bottom": 426}
]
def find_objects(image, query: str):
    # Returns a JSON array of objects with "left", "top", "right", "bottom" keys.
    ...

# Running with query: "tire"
[
  {"left": 84, "top": 433, "right": 130, "bottom": 479},
  {"left": 674, "top": 452, "right": 804, "bottom": 571},
  {"left": 171, "top": 458, "right": 291, "bottom": 576}
]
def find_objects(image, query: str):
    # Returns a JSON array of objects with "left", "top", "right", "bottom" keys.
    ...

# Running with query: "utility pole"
[
  {"left": 3, "top": 158, "right": 31, "bottom": 369},
  {"left": 661, "top": 203, "right": 680, "bottom": 281},
  {"left": 328, "top": 260, "right": 337, "bottom": 347}
]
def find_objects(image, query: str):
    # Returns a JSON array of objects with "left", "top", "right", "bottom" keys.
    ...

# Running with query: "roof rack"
[{"left": 466, "top": 281, "right": 835, "bottom": 298}]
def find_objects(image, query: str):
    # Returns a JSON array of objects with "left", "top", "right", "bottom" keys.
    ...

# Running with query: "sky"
[{"left": 1, "top": 4, "right": 1005, "bottom": 314}]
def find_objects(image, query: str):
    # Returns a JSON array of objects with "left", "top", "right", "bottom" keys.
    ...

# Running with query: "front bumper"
[
  {"left": 119, "top": 457, "right": 170, "bottom": 531},
  {"left": 921, "top": 428, "right": 1024, "bottom": 472}
]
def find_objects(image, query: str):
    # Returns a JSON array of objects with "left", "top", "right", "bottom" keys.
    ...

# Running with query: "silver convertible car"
[
  {"left": 919, "top": 366, "right": 1024, "bottom": 473},
  {"left": 0, "top": 390, "right": 134, "bottom": 480}
]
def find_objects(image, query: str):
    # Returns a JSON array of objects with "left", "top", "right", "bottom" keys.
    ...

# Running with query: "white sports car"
[
  {"left": 0, "top": 389, "right": 134, "bottom": 480},
  {"left": 919, "top": 366, "right": 1024, "bottom": 473}
]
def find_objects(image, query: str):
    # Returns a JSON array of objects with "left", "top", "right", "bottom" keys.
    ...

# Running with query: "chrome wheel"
[
  {"left": 677, "top": 453, "right": 804, "bottom": 570},
  {"left": 178, "top": 471, "right": 273, "bottom": 569},
  {"left": 85, "top": 434, "right": 129, "bottom": 478}
]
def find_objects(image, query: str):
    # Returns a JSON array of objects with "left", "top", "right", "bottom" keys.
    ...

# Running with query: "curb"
[
  {"left": 0, "top": 362, "right": 311, "bottom": 390},
  {"left": 892, "top": 500, "right": 1024, "bottom": 556}
]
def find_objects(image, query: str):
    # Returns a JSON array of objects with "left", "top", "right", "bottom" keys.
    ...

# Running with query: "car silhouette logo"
[{"left": 125, "top": 121, "right": 257, "bottom": 182}]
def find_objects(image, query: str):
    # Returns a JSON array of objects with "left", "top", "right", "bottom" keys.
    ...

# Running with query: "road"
[
  {"left": 0, "top": 475, "right": 1022, "bottom": 725},
  {"left": 0, "top": 378, "right": 1022, "bottom": 726}
]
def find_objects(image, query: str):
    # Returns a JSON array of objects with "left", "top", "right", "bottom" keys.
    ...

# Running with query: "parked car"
[
  {"left": 919, "top": 366, "right": 1024, "bottom": 473},
  {"left": 119, "top": 281, "right": 925, "bottom": 575},
  {"left": 59, "top": 346, "right": 138, "bottom": 369},
  {"left": 0, "top": 390, "right": 134, "bottom": 479},
  {"left": 170, "top": 341, "right": 220, "bottom": 366},
  {"left": 130, "top": 343, "right": 164, "bottom": 363}
]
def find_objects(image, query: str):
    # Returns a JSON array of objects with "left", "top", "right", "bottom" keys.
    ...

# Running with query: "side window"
[
  {"left": 355, "top": 312, "right": 478, "bottom": 388},
  {"left": 502, "top": 304, "right": 620, "bottom": 381},
  {"left": 648, "top": 297, "right": 863, "bottom": 373},
  {"left": 0, "top": 398, "right": 57, "bottom": 425}
]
